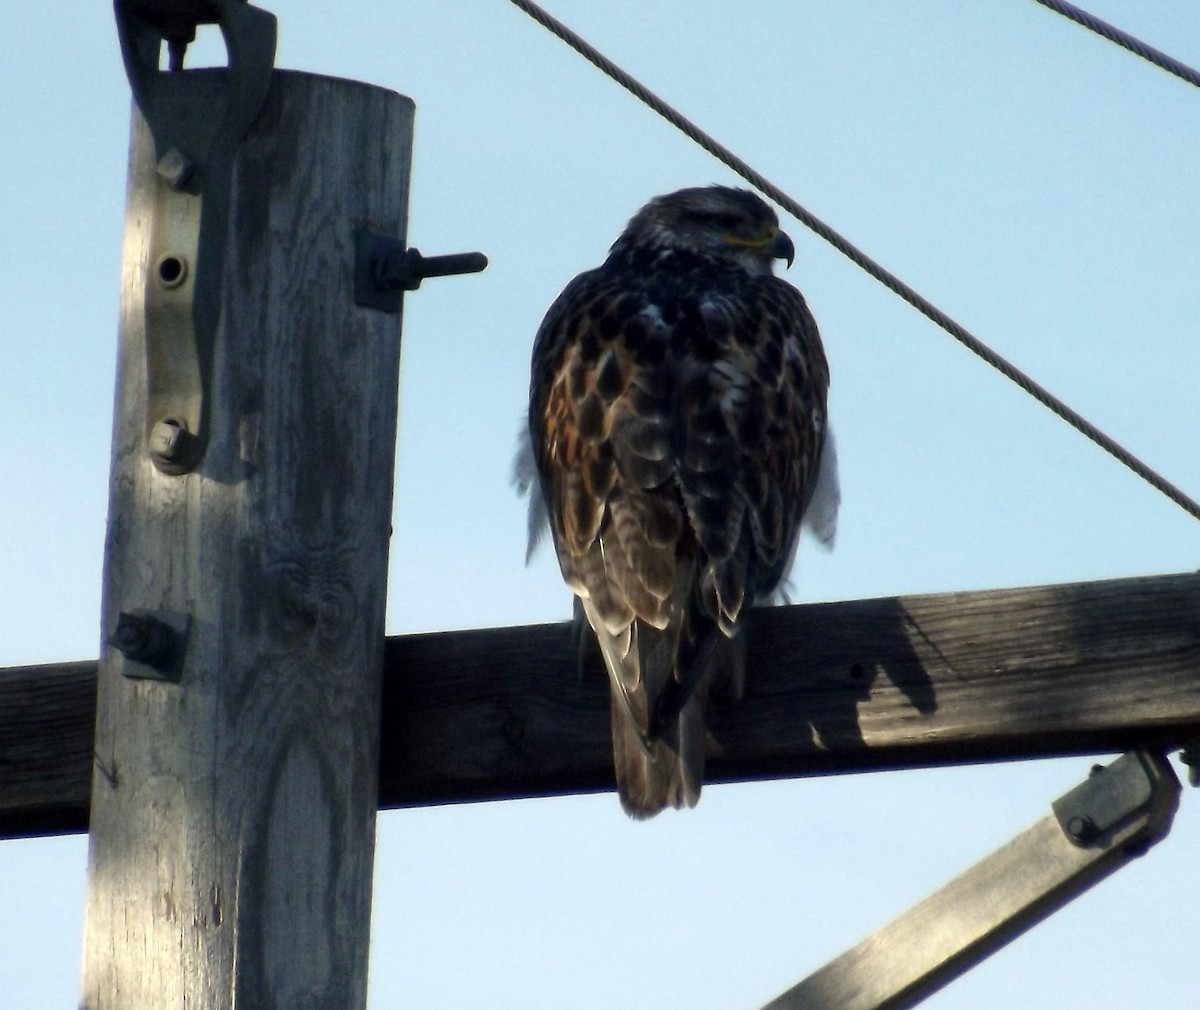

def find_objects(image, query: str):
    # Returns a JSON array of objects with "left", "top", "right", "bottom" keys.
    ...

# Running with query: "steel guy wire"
[
  {"left": 1030, "top": 0, "right": 1200, "bottom": 90},
  {"left": 505, "top": 0, "right": 1200, "bottom": 525}
]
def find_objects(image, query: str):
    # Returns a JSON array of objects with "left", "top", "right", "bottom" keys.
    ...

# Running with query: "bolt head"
[
  {"left": 1066, "top": 815, "right": 1098, "bottom": 842},
  {"left": 112, "top": 619, "right": 147, "bottom": 651},
  {"left": 156, "top": 147, "right": 194, "bottom": 190},
  {"left": 150, "top": 419, "right": 185, "bottom": 461},
  {"left": 110, "top": 612, "right": 176, "bottom": 669}
]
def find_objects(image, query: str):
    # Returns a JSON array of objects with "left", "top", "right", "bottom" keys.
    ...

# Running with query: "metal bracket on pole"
[
  {"left": 1051, "top": 749, "right": 1175, "bottom": 847},
  {"left": 114, "top": 0, "right": 277, "bottom": 473},
  {"left": 758, "top": 749, "right": 1181, "bottom": 1010}
]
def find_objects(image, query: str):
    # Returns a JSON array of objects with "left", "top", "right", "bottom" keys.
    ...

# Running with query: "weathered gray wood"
[
  {"left": 3, "top": 572, "right": 1198, "bottom": 838},
  {"left": 0, "top": 660, "right": 94, "bottom": 835},
  {"left": 80, "top": 73, "right": 412, "bottom": 1010},
  {"left": 759, "top": 750, "right": 1181, "bottom": 1010},
  {"left": 378, "top": 570, "right": 1200, "bottom": 802}
]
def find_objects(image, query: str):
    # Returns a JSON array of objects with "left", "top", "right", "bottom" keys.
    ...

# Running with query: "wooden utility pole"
[
  {"left": 0, "top": 5, "right": 1192, "bottom": 1008},
  {"left": 79, "top": 5, "right": 414, "bottom": 1007}
]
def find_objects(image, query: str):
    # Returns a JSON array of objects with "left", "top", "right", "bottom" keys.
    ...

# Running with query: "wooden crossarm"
[{"left": 3, "top": 571, "right": 1198, "bottom": 838}]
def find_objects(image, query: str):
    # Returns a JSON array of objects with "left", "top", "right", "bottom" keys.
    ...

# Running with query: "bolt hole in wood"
[{"left": 156, "top": 255, "right": 187, "bottom": 287}]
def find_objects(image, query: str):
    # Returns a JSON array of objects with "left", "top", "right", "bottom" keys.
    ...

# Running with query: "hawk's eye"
[{"left": 711, "top": 213, "right": 741, "bottom": 230}]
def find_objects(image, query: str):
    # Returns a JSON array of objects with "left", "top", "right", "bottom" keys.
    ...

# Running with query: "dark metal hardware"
[
  {"left": 1179, "top": 738, "right": 1200, "bottom": 786},
  {"left": 114, "top": 0, "right": 277, "bottom": 474},
  {"left": 109, "top": 611, "right": 188, "bottom": 682},
  {"left": 1051, "top": 749, "right": 1171, "bottom": 848},
  {"left": 355, "top": 230, "right": 488, "bottom": 312},
  {"left": 760, "top": 750, "right": 1179, "bottom": 1010}
]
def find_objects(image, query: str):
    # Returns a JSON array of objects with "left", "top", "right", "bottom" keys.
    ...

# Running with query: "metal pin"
[
  {"left": 372, "top": 247, "right": 489, "bottom": 293},
  {"left": 354, "top": 231, "right": 488, "bottom": 311}
]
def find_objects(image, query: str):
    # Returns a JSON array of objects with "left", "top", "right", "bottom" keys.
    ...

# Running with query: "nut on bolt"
[
  {"left": 1065, "top": 815, "right": 1099, "bottom": 843},
  {"left": 156, "top": 147, "right": 194, "bottom": 190},
  {"left": 150, "top": 418, "right": 187, "bottom": 463},
  {"left": 109, "top": 611, "right": 176, "bottom": 668}
]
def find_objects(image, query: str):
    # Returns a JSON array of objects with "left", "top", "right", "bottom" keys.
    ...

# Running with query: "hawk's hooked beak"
[
  {"left": 725, "top": 226, "right": 796, "bottom": 268},
  {"left": 770, "top": 228, "right": 795, "bottom": 269}
]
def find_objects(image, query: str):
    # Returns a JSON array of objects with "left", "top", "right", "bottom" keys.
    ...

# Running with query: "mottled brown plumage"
[{"left": 521, "top": 186, "right": 836, "bottom": 816}]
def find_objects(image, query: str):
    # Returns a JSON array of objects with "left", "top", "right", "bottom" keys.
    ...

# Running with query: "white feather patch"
[
  {"left": 802, "top": 427, "right": 840, "bottom": 549},
  {"left": 512, "top": 421, "right": 549, "bottom": 562}
]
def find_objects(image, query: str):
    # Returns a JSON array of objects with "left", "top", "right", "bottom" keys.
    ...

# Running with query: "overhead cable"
[
  {"left": 505, "top": 0, "right": 1200, "bottom": 525},
  {"left": 1030, "top": 0, "right": 1200, "bottom": 90}
]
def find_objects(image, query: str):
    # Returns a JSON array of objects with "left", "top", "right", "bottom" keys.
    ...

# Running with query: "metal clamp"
[
  {"left": 115, "top": 0, "right": 277, "bottom": 473},
  {"left": 1052, "top": 749, "right": 1177, "bottom": 847}
]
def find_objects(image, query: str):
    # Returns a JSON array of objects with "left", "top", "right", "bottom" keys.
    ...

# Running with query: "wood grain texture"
[
  {"left": 4, "top": 572, "right": 1198, "bottom": 838},
  {"left": 762, "top": 767, "right": 1179, "bottom": 1010},
  {"left": 79, "top": 73, "right": 412, "bottom": 1010},
  {"left": 0, "top": 660, "right": 95, "bottom": 834},
  {"left": 378, "top": 570, "right": 1200, "bottom": 804}
]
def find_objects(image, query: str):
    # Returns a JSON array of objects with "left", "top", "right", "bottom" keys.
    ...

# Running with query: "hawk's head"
[{"left": 614, "top": 185, "right": 795, "bottom": 275}]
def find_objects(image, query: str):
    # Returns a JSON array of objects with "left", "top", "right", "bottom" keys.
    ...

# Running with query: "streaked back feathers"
[{"left": 524, "top": 186, "right": 833, "bottom": 816}]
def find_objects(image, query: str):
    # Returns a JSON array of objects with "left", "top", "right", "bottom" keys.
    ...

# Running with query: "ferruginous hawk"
[{"left": 518, "top": 185, "right": 837, "bottom": 817}]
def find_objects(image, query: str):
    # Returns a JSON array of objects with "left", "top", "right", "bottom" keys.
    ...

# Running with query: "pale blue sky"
[{"left": 2, "top": 2, "right": 1199, "bottom": 1007}]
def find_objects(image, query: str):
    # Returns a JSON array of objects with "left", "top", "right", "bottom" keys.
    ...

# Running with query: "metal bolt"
[
  {"left": 109, "top": 612, "right": 175, "bottom": 668},
  {"left": 372, "top": 247, "right": 489, "bottom": 293},
  {"left": 111, "top": 619, "right": 146, "bottom": 653},
  {"left": 1066, "top": 815, "right": 1099, "bottom": 843},
  {"left": 156, "top": 147, "right": 194, "bottom": 189},
  {"left": 149, "top": 417, "right": 199, "bottom": 475},
  {"left": 150, "top": 418, "right": 187, "bottom": 463}
]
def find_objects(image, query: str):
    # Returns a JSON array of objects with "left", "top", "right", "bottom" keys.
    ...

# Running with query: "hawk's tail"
[
  {"left": 610, "top": 686, "right": 706, "bottom": 818},
  {"left": 592, "top": 613, "right": 744, "bottom": 819}
]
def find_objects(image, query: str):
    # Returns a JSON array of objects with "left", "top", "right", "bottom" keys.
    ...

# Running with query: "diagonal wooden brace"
[{"left": 758, "top": 750, "right": 1180, "bottom": 1010}]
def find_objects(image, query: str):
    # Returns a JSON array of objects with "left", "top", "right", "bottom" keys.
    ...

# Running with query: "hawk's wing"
[{"left": 527, "top": 256, "right": 829, "bottom": 815}]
